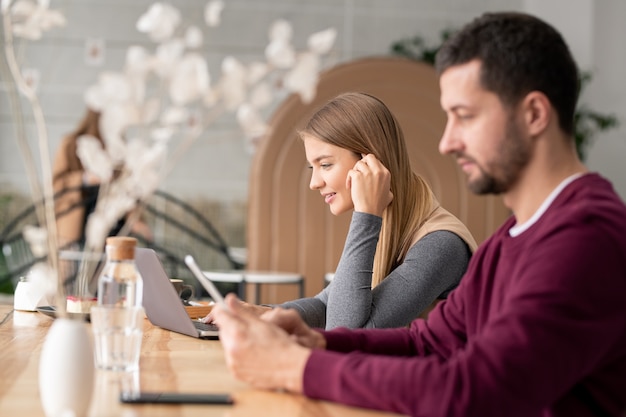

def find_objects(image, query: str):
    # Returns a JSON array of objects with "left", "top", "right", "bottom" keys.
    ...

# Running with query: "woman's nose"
[{"left": 309, "top": 170, "right": 323, "bottom": 190}]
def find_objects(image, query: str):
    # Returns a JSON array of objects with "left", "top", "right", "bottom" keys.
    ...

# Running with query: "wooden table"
[{"left": 0, "top": 305, "right": 403, "bottom": 417}]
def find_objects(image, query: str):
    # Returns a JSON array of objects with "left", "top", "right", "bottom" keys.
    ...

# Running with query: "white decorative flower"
[
  {"left": 237, "top": 103, "right": 268, "bottom": 139},
  {"left": 204, "top": 0, "right": 224, "bottom": 27},
  {"left": 265, "top": 39, "right": 296, "bottom": 69},
  {"left": 84, "top": 71, "right": 134, "bottom": 111},
  {"left": 76, "top": 135, "right": 114, "bottom": 182},
  {"left": 27, "top": 261, "right": 56, "bottom": 302},
  {"left": 125, "top": 45, "right": 153, "bottom": 75},
  {"left": 124, "top": 139, "right": 167, "bottom": 198},
  {"left": 308, "top": 28, "right": 337, "bottom": 55},
  {"left": 185, "top": 25, "right": 203, "bottom": 48},
  {"left": 23, "top": 225, "right": 48, "bottom": 257},
  {"left": 283, "top": 52, "right": 320, "bottom": 103},
  {"left": 84, "top": 212, "right": 110, "bottom": 249},
  {"left": 153, "top": 38, "right": 185, "bottom": 78},
  {"left": 99, "top": 104, "right": 138, "bottom": 163},
  {"left": 169, "top": 53, "right": 210, "bottom": 105},
  {"left": 5, "top": 0, "right": 338, "bottom": 300},
  {"left": 151, "top": 126, "right": 174, "bottom": 142},
  {"left": 136, "top": 2, "right": 181, "bottom": 42},
  {"left": 7, "top": 0, "right": 66, "bottom": 40},
  {"left": 161, "top": 106, "right": 189, "bottom": 125},
  {"left": 218, "top": 56, "right": 247, "bottom": 110},
  {"left": 268, "top": 19, "right": 292, "bottom": 42}
]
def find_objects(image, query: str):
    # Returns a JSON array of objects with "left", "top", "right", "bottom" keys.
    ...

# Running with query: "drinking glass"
[{"left": 91, "top": 306, "right": 144, "bottom": 371}]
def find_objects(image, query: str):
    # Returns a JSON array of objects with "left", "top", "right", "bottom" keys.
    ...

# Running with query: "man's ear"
[{"left": 521, "top": 91, "right": 551, "bottom": 136}]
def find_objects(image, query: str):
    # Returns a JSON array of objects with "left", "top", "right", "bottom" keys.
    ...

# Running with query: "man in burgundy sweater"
[{"left": 213, "top": 12, "right": 626, "bottom": 417}]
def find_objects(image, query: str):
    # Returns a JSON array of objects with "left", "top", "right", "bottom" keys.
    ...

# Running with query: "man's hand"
[
  {"left": 212, "top": 294, "right": 312, "bottom": 393},
  {"left": 261, "top": 307, "right": 326, "bottom": 350},
  {"left": 202, "top": 298, "right": 271, "bottom": 323}
]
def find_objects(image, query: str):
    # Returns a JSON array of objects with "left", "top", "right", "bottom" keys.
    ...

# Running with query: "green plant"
[{"left": 390, "top": 31, "right": 619, "bottom": 161}]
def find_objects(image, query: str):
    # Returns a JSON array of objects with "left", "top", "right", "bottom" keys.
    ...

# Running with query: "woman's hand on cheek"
[{"left": 348, "top": 154, "right": 393, "bottom": 216}]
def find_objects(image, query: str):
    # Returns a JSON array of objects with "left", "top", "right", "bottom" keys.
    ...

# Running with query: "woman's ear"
[{"left": 521, "top": 91, "right": 551, "bottom": 137}]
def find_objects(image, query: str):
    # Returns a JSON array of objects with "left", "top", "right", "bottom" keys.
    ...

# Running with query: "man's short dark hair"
[{"left": 435, "top": 12, "right": 580, "bottom": 136}]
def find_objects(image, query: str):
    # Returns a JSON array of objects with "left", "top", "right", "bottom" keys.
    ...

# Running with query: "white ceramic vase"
[{"left": 39, "top": 317, "right": 95, "bottom": 417}]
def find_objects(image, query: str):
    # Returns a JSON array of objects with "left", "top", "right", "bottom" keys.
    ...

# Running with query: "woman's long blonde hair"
[{"left": 300, "top": 92, "right": 435, "bottom": 287}]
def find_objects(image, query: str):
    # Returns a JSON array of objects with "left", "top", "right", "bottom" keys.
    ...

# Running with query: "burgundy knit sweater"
[{"left": 303, "top": 173, "right": 626, "bottom": 417}]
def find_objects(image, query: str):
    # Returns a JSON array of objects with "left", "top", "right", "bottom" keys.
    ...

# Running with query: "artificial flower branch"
[
  {"left": 3, "top": 0, "right": 337, "bottom": 311},
  {"left": 2, "top": 4, "right": 66, "bottom": 316}
]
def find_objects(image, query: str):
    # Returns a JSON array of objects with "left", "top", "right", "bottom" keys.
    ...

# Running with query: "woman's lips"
[{"left": 324, "top": 193, "right": 336, "bottom": 204}]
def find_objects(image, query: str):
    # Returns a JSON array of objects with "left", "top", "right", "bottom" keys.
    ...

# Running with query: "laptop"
[{"left": 136, "top": 247, "right": 219, "bottom": 339}]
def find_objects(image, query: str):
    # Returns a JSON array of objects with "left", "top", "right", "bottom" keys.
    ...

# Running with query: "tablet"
[{"left": 184, "top": 255, "right": 228, "bottom": 310}]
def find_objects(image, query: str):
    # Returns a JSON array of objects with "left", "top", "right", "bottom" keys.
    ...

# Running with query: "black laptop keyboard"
[{"left": 193, "top": 321, "right": 219, "bottom": 332}]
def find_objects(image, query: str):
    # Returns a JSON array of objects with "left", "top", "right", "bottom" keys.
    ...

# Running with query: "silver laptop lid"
[{"left": 136, "top": 247, "right": 218, "bottom": 338}]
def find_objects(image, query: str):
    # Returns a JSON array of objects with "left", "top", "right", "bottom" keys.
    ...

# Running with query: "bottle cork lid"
[{"left": 105, "top": 236, "right": 137, "bottom": 261}]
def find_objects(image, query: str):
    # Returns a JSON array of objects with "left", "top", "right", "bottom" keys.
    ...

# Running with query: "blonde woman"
[{"left": 207, "top": 92, "right": 476, "bottom": 329}]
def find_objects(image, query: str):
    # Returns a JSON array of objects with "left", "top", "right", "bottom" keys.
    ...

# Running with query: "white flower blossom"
[
  {"left": 136, "top": 2, "right": 181, "bottom": 42},
  {"left": 308, "top": 28, "right": 337, "bottom": 55},
  {"left": 265, "top": 39, "right": 296, "bottom": 69},
  {"left": 204, "top": 0, "right": 224, "bottom": 27},
  {"left": 99, "top": 104, "right": 140, "bottom": 164},
  {"left": 125, "top": 45, "right": 153, "bottom": 75},
  {"left": 185, "top": 25, "right": 203, "bottom": 48},
  {"left": 8, "top": 0, "right": 66, "bottom": 40},
  {"left": 76, "top": 135, "right": 113, "bottom": 182},
  {"left": 154, "top": 38, "right": 185, "bottom": 78},
  {"left": 85, "top": 71, "right": 134, "bottom": 111},
  {"left": 169, "top": 53, "right": 210, "bottom": 106},
  {"left": 151, "top": 126, "right": 174, "bottom": 142},
  {"left": 23, "top": 225, "right": 48, "bottom": 257},
  {"left": 237, "top": 103, "right": 268, "bottom": 139},
  {"left": 218, "top": 56, "right": 247, "bottom": 110},
  {"left": 268, "top": 19, "right": 292, "bottom": 42},
  {"left": 161, "top": 106, "right": 189, "bottom": 125},
  {"left": 84, "top": 212, "right": 110, "bottom": 249},
  {"left": 119, "top": 139, "right": 166, "bottom": 199},
  {"left": 27, "top": 261, "right": 56, "bottom": 302},
  {"left": 283, "top": 52, "right": 320, "bottom": 103}
]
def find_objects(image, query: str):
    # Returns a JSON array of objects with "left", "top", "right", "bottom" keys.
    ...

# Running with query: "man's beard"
[{"left": 467, "top": 117, "right": 531, "bottom": 195}]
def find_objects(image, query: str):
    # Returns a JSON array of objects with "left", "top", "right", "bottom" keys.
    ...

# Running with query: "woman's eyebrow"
[{"left": 310, "top": 154, "right": 333, "bottom": 164}]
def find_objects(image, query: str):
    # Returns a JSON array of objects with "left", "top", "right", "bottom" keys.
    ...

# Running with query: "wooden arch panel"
[{"left": 247, "top": 57, "right": 510, "bottom": 303}]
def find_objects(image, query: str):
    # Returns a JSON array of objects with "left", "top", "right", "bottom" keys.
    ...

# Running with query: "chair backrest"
[
  {"left": 140, "top": 190, "right": 244, "bottom": 296},
  {"left": 1, "top": 233, "right": 40, "bottom": 285},
  {"left": 0, "top": 185, "right": 243, "bottom": 296},
  {"left": 246, "top": 56, "right": 511, "bottom": 303}
]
